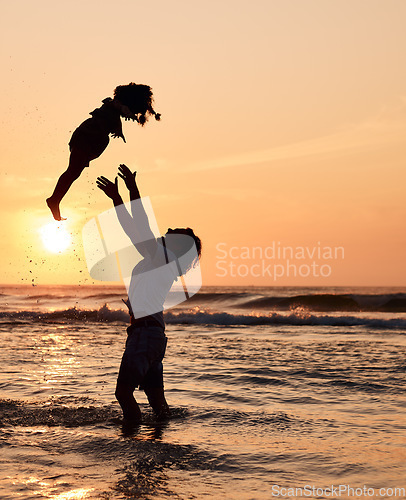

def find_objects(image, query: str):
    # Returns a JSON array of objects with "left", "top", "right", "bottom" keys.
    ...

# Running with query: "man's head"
[{"left": 165, "top": 228, "right": 202, "bottom": 274}]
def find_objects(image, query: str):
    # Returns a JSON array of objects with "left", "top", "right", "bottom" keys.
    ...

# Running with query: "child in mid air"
[{"left": 46, "top": 83, "right": 160, "bottom": 220}]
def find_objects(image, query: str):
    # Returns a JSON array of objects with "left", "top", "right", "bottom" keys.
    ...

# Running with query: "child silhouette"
[{"left": 46, "top": 83, "right": 160, "bottom": 220}]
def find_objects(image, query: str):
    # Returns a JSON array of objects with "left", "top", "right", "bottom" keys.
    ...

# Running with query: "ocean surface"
[{"left": 0, "top": 285, "right": 405, "bottom": 500}]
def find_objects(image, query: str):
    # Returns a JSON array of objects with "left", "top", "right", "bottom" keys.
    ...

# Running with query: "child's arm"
[
  {"left": 111, "top": 98, "right": 138, "bottom": 123},
  {"left": 115, "top": 101, "right": 138, "bottom": 122},
  {"left": 111, "top": 120, "right": 126, "bottom": 142},
  {"left": 110, "top": 101, "right": 138, "bottom": 142},
  {"left": 96, "top": 98, "right": 131, "bottom": 142}
]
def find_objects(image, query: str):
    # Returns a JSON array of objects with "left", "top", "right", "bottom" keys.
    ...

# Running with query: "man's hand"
[
  {"left": 118, "top": 164, "right": 137, "bottom": 191},
  {"left": 96, "top": 176, "right": 120, "bottom": 201}
]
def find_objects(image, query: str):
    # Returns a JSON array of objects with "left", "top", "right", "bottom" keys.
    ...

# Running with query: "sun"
[{"left": 39, "top": 222, "right": 72, "bottom": 253}]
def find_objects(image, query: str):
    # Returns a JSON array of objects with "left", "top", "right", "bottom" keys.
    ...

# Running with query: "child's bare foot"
[{"left": 46, "top": 198, "right": 66, "bottom": 221}]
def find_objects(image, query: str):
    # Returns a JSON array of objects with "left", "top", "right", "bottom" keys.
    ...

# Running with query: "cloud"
[
  {"left": 194, "top": 187, "right": 262, "bottom": 201},
  {"left": 187, "top": 107, "right": 406, "bottom": 173}
]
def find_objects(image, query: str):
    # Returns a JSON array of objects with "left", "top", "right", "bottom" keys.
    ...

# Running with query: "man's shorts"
[{"left": 117, "top": 325, "right": 167, "bottom": 391}]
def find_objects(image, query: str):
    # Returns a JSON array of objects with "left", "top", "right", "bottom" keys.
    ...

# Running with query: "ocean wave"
[
  {"left": 164, "top": 310, "right": 406, "bottom": 330},
  {"left": 3, "top": 287, "right": 406, "bottom": 312},
  {"left": 1, "top": 305, "right": 404, "bottom": 330},
  {"left": 0, "top": 304, "right": 129, "bottom": 323},
  {"left": 0, "top": 397, "right": 120, "bottom": 428},
  {"left": 231, "top": 293, "right": 406, "bottom": 312}
]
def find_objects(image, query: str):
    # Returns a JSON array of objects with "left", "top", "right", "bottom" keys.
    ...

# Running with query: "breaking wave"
[
  {"left": 1, "top": 305, "right": 405, "bottom": 330},
  {"left": 187, "top": 291, "right": 406, "bottom": 312}
]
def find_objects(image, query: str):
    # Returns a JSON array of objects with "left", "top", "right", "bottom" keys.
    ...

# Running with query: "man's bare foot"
[
  {"left": 121, "top": 418, "right": 141, "bottom": 436},
  {"left": 46, "top": 198, "right": 66, "bottom": 221},
  {"left": 155, "top": 407, "right": 171, "bottom": 421}
]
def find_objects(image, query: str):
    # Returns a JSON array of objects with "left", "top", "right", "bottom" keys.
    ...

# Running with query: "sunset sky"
[{"left": 1, "top": 0, "right": 405, "bottom": 286}]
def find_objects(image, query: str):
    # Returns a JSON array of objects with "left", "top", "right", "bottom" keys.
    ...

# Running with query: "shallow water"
[{"left": 0, "top": 286, "right": 405, "bottom": 499}]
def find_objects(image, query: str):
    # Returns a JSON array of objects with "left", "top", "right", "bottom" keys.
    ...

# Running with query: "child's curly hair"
[{"left": 114, "top": 83, "right": 161, "bottom": 125}]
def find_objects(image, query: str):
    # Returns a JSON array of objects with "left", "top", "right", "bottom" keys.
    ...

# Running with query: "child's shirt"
[{"left": 89, "top": 98, "right": 124, "bottom": 139}]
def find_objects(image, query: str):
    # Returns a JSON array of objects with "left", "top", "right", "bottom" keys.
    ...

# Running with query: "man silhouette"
[{"left": 96, "top": 164, "right": 201, "bottom": 423}]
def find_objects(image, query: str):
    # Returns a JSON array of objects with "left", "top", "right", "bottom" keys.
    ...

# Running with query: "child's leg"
[{"left": 46, "top": 150, "right": 89, "bottom": 220}]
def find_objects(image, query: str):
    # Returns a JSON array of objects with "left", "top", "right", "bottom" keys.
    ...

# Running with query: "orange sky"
[{"left": 1, "top": 0, "right": 405, "bottom": 286}]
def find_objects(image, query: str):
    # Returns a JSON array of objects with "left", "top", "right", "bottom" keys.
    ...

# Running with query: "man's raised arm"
[{"left": 96, "top": 170, "right": 158, "bottom": 258}]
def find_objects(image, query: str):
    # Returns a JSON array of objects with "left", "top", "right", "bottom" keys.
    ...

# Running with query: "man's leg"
[
  {"left": 115, "top": 380, "right": 142, "bottom": 422},
  {"left": 144, "top": 387, "right": 171, "bottom": 419}
]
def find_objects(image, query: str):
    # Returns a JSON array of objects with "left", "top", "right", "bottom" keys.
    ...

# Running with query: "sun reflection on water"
[
  {"left": 51, "top": 487, "right": 95, "bottom": 499},
  {"left": 33, "top": 332, "right": 80, "bottom": 386},
  {"left": 16, "top": 477, "right": 95, "bottom": 500}
]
